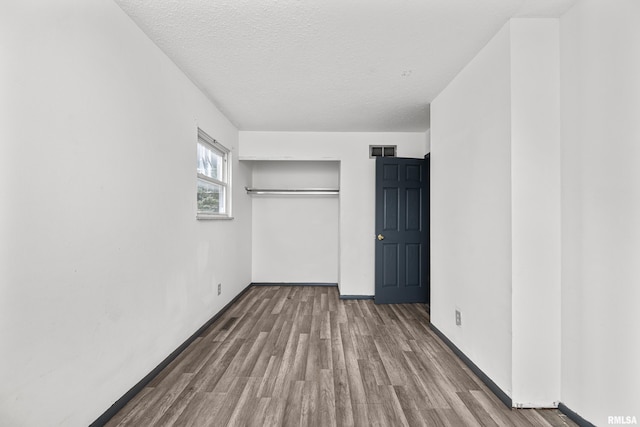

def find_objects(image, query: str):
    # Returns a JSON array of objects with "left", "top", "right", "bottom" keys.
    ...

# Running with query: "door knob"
[{"left": 377, "top": 234, "right": 385, "bottom": 241}]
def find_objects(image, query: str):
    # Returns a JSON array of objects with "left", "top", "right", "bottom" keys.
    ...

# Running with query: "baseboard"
[
  {"left": 558, "top": 403, "right": 596, "bottom": 427},
  {"left": 334, "top": 282, "right": 375, "bottom": 300},
  {"left": 339, "top": 295, "right": 375, "bottom": 300},
  {"left": 430, "top": 324, "right": 512, "bottom": 409},
  {"left": 251, "top": 282, "right": 338, "bottom": 287},
  {"left": 90, "top": 283, "right": 253, "bottom": 427}
]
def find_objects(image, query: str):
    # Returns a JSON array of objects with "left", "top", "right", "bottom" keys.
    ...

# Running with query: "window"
[
  {"left": 197, "top": 128, "right": 232, "bottom": 219},
  {"left": 369, "top": 145, "right": 397, "bottom": 158}
]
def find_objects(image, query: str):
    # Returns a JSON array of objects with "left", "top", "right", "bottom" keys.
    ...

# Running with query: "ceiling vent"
[{"left": 369, "top": 145, "right": 397, "bottom": 158}]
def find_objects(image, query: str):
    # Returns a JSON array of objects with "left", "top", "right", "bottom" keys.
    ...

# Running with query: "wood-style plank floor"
[{"left": 106, "top": 286, "right": 576, "bottom": 427}]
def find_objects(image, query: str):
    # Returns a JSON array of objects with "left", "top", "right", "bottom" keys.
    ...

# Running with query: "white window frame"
[{"left": 196, "top": 128, "right": 233, "bottom": 220}]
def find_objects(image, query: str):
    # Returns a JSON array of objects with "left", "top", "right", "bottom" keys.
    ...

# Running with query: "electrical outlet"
[
  {"left": 217, "top": 283, "right": 222, "bottom": 296},
  {"left": 455, "top": 309, "right": 461, "bottom": 326}
]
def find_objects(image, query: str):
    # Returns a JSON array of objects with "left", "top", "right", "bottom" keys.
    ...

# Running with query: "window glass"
[
  {"left": 197, "top": 180, "right": 225, "bottom": 214},
  {"left": 197, "top": 143, "right": 224, "bottom": 181}
]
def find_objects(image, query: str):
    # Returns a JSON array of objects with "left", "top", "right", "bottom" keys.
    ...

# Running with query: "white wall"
[
  {"left": 560, "top": 0, "right": 640, "bottom": 424},
  {"left": 431, "top": 19, "right": 562, "bottom": 406},
  {"left": 251, "top": 161, "right": 339, "bottom": 283},
  {"left": 431, "top": 24, "right": 514, "bottom": 398},
  {"left": 240, "top": 132, "right": 426, "bottom": 296},
  {"left": 425, "top": 128, "right": 431, "bottom": 153},
  {"left": 433, "top": 6, "right": 639, "bottom": 417},
  {"left": 510, "top": 19, "right": 561, "bottom": 407},
  {"left": 0, "top": 1, "right": 251, "bottom": 426}
]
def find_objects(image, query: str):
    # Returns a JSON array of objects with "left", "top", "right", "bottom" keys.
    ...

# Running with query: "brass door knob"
[{"left": 377, "top": 234, "right": 385, "bottom": 241}]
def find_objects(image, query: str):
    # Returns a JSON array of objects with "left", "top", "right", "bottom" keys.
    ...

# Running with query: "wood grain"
[{"left": 106, "top": 286, "right": 576, "bottom": 427}]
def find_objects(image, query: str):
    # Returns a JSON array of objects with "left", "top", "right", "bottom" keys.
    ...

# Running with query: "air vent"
[{"left": 369, "top": 145, "right": 396, "bottom": 158}]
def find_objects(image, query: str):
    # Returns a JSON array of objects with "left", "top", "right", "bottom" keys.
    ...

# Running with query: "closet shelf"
[{"left": 245, "top": 187, "right": 339, "bottom": 195}]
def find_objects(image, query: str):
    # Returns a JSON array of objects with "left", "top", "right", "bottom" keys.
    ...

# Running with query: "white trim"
[
  {"left": 196, "top": 213, "right": 235, "bottom": 220},
  {"left": 197, "top": 173, "right": 226, "bottom": 187}
]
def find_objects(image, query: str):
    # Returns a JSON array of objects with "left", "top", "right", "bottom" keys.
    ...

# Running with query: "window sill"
[{"left": 196, "top": 214, "right": 234, "bottom": 221}]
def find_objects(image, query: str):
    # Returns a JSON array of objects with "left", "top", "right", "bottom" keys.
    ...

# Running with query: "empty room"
[{"left": 1, "top": 0, "right": 638, "bottom": 426}]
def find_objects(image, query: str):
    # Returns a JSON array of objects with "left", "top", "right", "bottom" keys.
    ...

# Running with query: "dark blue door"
[{"left": 375, "top": 156, "right": 429, "bottom": 304}]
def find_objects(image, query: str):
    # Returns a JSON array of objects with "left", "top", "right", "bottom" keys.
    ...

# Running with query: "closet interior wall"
[{"left": 249, "top": 160, "right": 340, "bottom": 284}]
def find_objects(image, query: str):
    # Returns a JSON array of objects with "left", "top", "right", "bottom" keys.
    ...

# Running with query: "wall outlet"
[
  {"left": 455, "top": 309, "right": 461, "bottom": 326},
  {"left": 217, "top": 283, "right": 222, "bottom": 296}
]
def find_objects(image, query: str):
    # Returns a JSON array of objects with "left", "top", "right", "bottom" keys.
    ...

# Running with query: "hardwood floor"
[{"left": 106, "top": 286, "right": 576, "bottom": 427}]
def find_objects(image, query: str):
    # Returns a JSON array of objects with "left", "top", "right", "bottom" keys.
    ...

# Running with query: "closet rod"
[{"left": 245, "top": 187, "right": 339, "bottom": 195}]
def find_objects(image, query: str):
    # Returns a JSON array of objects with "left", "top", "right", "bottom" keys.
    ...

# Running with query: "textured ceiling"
[{"left": 114, "top": 0, "right": 577, "bottom": 132}]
